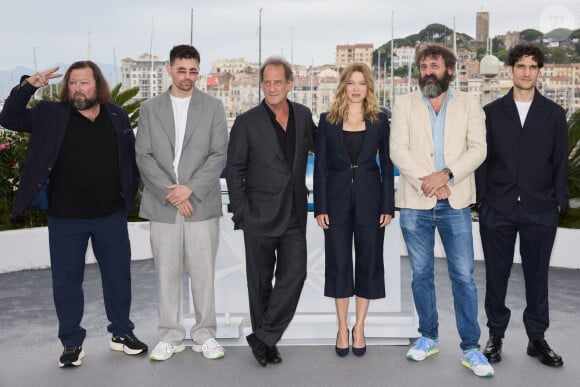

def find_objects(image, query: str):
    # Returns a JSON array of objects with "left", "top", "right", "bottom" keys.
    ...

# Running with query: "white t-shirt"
[
  {"left": 515, "top": 100, "right": 532, "bottom": 128},
  {"left": 170, "top": 95, "right": 191, "bottom": 183}
]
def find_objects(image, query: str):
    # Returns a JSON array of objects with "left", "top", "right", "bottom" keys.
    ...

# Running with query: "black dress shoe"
[
  {"left": 352, "top": 329, "right": 366, "bottom": 357},
  {"left": 246, "top": 334, "right": 269, "bottom": 367},
  {"left": 335, "top": 329, "right": 349, "bottom": 357},
  {"left": 267, "top": 345, "right": 282, "bottom": 363},
  {"left": 483, "top": 334, "right": 503, "bottom": 363},
  {"left": 527, "top": 338, "right": 563, "bottom": 367}
]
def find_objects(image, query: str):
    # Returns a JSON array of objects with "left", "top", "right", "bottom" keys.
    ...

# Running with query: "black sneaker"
[
  {"left": 59, "top": 346, "right": 85, "bottom": 368},
  {"left": 110, "top": 331, "right": 148, "bottom": 355}
]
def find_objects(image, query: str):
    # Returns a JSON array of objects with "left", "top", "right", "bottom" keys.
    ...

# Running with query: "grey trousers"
[{"left": 150, "top": 215, "right": 219, "bottom": 345}]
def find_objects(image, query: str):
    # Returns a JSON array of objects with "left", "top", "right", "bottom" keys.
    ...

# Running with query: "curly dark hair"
[
  {"left": 507, "top": 44, "right": 544, "bottom": 68},
  {"left": 415, "top": 44, "right": 456, "bottom": 81}
]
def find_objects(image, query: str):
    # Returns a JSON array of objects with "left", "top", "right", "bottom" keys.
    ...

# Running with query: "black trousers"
[
  {"left": 479, "top": 203, "right": 559, "bottom": 341},
  {"left": 48, "top": 208, "right": 135, "bottom": 347},
  {"left": 243, "top": 212, "right": 307, "bottom": 347},
  {"left": 323, "top": 220, "right": 385, "bottom": 299}
]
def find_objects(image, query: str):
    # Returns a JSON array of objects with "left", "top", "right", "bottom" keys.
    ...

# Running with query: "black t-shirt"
[{"left": 48, "top": 106, "right": 123, "bottom": 218}]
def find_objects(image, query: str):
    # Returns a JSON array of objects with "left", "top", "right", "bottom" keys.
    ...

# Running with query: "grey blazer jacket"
[{"left": 135, "top": 87, "right": 228, "bottom": 223}]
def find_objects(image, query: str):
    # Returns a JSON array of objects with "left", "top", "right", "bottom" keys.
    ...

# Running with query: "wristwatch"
[{"left": 441, "top": 167, "right": 454, "bottom": 180}]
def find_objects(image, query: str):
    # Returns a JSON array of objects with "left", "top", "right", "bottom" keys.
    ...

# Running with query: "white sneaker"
[
  {"left": 462, "top": 349, "right": 495, "bottom": 377},
  {"left": 407, "top": 336, "right": 440, "bottom": 361},
  {"left": 192, "top": 338, "right": 225, "bottom": 360},
  {"left": 149, "top": 342, "right": 185, "bottom": 361}
]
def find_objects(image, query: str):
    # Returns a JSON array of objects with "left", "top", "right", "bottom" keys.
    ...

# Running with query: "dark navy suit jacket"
[
  {"left": 476, "top": 88, "right": 569, "bottom": 215},
  {"left": 0, "top": 82, "right": 140, "bottom": 217},
  {"left": 314, "top": 112, "right": 394, "bottom": 225},
  {"left": 226, "top": 101, "right": 315, "bottom": 237}
]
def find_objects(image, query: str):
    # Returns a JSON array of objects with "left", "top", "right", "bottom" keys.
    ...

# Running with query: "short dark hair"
[
  {"left": 507, "top": 44, "right": 544, "bottom": 68},
  {"left": 260, "top": 56, "right": 293, "bottom": 83},
  {"left": 415, "top": 44, "right": 457, "bottom": 81},
  {"left": 169, "top": 45, "right": 200, "bottom": 65},
  {"left": 58, "top": 60, "right": 111, "bottom": 104}
]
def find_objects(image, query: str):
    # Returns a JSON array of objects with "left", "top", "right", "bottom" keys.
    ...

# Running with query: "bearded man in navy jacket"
[{"left": 0, "top": 61, "right": 147, "bottom": 368}]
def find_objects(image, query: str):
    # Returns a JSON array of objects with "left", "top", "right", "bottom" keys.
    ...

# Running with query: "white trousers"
[{"left": 150, "top": 215, "right": 219, "bottom": 345}]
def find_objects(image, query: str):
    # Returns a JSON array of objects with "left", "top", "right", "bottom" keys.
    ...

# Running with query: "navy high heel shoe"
[
  {"left": 335, "top": 329, "right": 349, "bottom": 357},
  {"left": 352, "top": 328, "right": 366, "bottom": 357}
]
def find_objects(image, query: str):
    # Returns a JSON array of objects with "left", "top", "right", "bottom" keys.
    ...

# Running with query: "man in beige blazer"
[
  {"left": 136, "top": 45, "right": 228, "bottom": 361},
  {"left": 390, "top": 44, "right": 493, "bottom": 377}
]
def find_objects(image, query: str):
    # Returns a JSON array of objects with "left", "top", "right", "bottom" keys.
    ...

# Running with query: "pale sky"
[{"left": 1, "top": 0, "right": 578, "bottom": 74}]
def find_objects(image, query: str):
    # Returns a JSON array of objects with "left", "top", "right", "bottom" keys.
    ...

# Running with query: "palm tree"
[{"left": 110, "top": 83, "right": 143, "bottom": 128}]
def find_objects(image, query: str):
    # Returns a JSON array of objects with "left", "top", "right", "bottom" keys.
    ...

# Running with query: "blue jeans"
[{"left": 400, "top": 200, "right": 480, "bottom": 351}]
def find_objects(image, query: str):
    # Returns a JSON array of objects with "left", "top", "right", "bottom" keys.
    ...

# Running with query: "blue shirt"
[{"left": 422, "top": 88, "right": 454, "bottom": 173}]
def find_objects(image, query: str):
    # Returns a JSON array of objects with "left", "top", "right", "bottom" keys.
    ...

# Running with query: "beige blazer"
[{"left": 390, "top": 89, "right": 486, "bottom": 210}]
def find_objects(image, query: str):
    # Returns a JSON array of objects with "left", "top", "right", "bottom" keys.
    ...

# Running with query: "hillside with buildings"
[
  {"left": 2, "top": 11, "right": 578, "bottom": 119},
  {"left": 166, "top": 15, "right": 576, "bottom": 119}
]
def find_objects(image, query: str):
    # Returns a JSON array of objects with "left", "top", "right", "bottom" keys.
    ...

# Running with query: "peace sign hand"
[{"left": 27, "top": 67, "right": 62, "bottom": 88}]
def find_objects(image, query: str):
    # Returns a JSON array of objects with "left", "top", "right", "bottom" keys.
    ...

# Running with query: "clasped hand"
[
  {"left": 165, "top": 184, "right": 194, "bottom": 218},
  {"left": 419, "top": 172, "right": 451, "bottom": 200}
]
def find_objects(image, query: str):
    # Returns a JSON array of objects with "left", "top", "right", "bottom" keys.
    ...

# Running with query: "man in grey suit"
[
  {"left": 226, "top": 56, "right": 316, "bottom": 367},
  {"left": 136, "top": 45, "right": 228, "bottom": 361}
]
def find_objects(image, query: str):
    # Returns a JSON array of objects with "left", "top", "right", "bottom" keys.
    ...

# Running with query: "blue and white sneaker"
[
  {"left": 462, "top": 349, "right": 495, "bottom": 377},
  {"left": 407, "top": 336, "right": 439, "bottom": 361}
]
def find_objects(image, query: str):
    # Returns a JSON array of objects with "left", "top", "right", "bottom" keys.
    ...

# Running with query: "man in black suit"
[
  {"left": 226, "top": 56, "right": 315, "bottom": 367},
  {"left": 476, "top": 44, "right": 568, "bottom": 367}
]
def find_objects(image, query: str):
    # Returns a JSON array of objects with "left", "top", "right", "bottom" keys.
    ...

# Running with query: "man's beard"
[
  {"left": 71, "top": 95, "right": 97, "bottom": 110},
  {"left": 419, "top": 72, "right": 452, "bottom": 98}
]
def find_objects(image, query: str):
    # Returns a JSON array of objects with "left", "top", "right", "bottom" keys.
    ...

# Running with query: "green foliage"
[
  {"left": 520, "top": 29, "right": 543, "bottom": 42},
  {"left": 110, "top": 83, "right": 143, "bottom": 129},
  {"left": 476, "top": 47, "right": 487, "bottom": 61},
  {"left": 559, "top": 109, "right": 580, "bottom": 228},
  {"left": 560, "top": 208, "right": 580, "bottom": 228},
  {"left": 548, "top": 47, "right": 571, "bottom": 64},
  {"left": 545, "top": 28, "right": 573, "bottom": 41},
  {"left": 0, "top": 130, "right": 48, "bottom": 229},
  {"left": 567, "top": 109, "right": 580, "bottom": 198},
  {"left": 496, "top": 49, "right": 508, "bottom": 63},
  {"left": 570, "top": 29, "right": 580, "bottom": 40}
]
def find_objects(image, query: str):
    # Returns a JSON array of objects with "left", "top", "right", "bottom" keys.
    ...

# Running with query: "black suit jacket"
[
  {"left": 226, "top": 101, "right": 315, "bottom": 237},
  {"left": 476, "top": 88, "right": 568, "bottom": 215},
  {"left": 0, "top": 81, "right": 140, "bottom": 217},
  {"left": 313, "top": 112, "right": 394, "bottom": 224}
]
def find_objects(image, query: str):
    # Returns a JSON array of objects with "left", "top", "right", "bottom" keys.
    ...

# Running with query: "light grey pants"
[{"left": 150, "top": 215, "right": 219, "bottom": 346}]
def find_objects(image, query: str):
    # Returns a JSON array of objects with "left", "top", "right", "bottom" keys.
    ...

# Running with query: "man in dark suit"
[
  {"left": 226, "top": 56, "right": 315, "bottom": 367},
  {"left": 0, "top": 62, "right": 147, "bottom": 368},
  {"left": 477, "top": 44, "right": 568, "bottom": 367}
]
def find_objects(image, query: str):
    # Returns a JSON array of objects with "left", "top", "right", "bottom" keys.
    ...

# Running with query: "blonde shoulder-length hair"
[{"left": 327, "top": 63, "right": 380, "bottom": 125}]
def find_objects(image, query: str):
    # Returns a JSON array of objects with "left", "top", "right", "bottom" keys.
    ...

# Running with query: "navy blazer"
[
  {"left": 314, "top": 111, "right": 394, "bottom": 225},
  {"left": 226, "top": 102, "right": 315, "bottom": 237},
  {"left": 476, "top": 88, "right": 569, "bottom": 214},
  {"left": 0, "top": 82, "right": 140, "bottom": 217}
]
